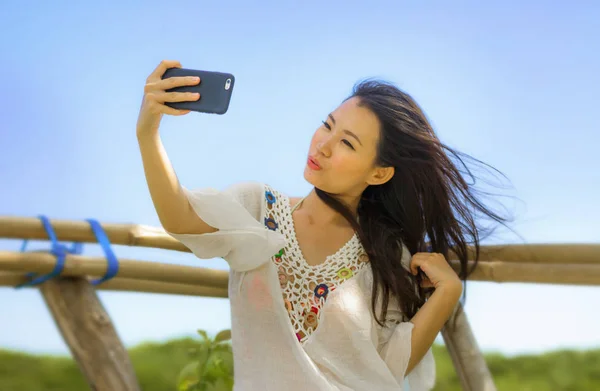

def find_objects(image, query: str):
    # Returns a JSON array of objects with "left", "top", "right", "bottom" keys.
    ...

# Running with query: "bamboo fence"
[{"left": 1, "top": 215, "right": 598, "bottom": 391}]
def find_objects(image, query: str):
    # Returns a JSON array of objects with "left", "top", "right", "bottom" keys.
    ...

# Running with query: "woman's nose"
[
  {"left": 317, "top": 142, "right": 331, "bottom": 156},
  {"left": 316, "top": 138, "right": 332, "bottom": 157}
]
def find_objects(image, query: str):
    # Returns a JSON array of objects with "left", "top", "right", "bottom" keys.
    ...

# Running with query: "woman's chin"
[
  {"left": 304, "top": 172, "right": 337, "bottom": 193},
  {"left": 303, "top": 169, "right": 315, "bottom": 183},
  {"left": 303, "top": 168, "right": 321, "bottom": 187}
]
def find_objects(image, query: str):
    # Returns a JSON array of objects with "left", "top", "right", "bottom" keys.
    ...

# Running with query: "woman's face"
[{"left": 304, "top": 97, "right": 394, "bottom": 198}]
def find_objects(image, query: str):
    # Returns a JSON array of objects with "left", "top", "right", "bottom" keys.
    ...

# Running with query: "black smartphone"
[{"left": 161, "top": 68, "right": 235, "bottom": 115}]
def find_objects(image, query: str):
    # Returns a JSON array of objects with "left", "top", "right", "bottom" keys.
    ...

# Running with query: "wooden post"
[
  {"left": 441, "top": 303, "right": 497, "bottom": 391},
  {"left": 39, "top": 276, "right": 140, "bottom": 391}
]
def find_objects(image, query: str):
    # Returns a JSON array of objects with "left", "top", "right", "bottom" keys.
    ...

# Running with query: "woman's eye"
[{"left": 320, "top": 121, "right": 354, "bottom": 150}]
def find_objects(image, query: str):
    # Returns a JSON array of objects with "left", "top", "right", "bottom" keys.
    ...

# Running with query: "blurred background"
[{"left": 1, "top": 1, "right": 599, "bottom": 390}]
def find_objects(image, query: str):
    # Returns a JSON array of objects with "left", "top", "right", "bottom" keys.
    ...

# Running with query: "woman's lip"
[{"left": 308, "top": 157, "right": 321, "bottom": 170}]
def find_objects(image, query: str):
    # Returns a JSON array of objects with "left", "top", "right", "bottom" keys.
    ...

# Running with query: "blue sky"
[{"left": 1, "top": 1, "right": 599, "bottom": 356}]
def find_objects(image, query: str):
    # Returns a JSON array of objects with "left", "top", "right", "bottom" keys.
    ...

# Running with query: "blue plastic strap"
[
  {"left": 16, "top": 215, "right": 70, "bottom": 288},
  {"left": 85, "top": 218, "right": 119, "bottom": 285},
  {"left": 70, "top": 241, "right": 84, "bottom": 255},
  {"left": 20, "top": 240, "right": 29, "bottom": 253}
]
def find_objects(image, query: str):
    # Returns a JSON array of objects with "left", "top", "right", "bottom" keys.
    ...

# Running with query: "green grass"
[
  {"left": 0, "top": 340, "right": 598, "bottom": 391},
  {"left": 431, "top": 345, "right": 600, "bottom": 390},
  {"left": 0, "top": 338, "right": 200, "bottom": 391}
]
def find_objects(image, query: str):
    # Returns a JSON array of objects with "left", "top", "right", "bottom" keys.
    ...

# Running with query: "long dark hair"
[{"left": 316, "top": 80, "right": 517, "bottom": 325}]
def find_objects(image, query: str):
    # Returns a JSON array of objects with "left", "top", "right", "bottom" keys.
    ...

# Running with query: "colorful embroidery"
[
  {"left": 263, "top": 186, "right": 368, "bottom": 344},
  {"left": 264, "top": 217, "right": 278, "bottom": 231},
  {"left": 304, "top": 309, "right": 318, "bottom": 328},
  {"left": 314, "top": 284, "right": 329, "bottom": 299},
  {"left": 336, "top": 267, "right": 353, "bottom": 280},
  {"left": 265, "top": 191, "right": 277, "bottom": 205},
  {"left": 274, "top": 248, "right": 284, "bottom": 260},
  {"left": 278, "top": 267, "right": 290, "bottom": 288}
]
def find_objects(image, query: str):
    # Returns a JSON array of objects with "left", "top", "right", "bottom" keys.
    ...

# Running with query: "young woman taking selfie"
[{"left": 137, "top": 60, "right": 512, "bottom": 391}]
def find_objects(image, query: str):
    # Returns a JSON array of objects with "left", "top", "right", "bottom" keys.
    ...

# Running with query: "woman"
[{"left": 137, "top": 60, "right": 511, "bottom": 390}]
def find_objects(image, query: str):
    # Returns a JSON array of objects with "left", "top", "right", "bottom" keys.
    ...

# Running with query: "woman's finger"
[
  {"left": 160, "top": 106, "right": 191, "bottom": 116},
  {"left": 409, "top": 256, "right": 423, "bottom": 276},
  {"left": 144, "top": 93, "right": 192, "bottom": 116},
  {"left": 145, "top": 76, "right": 200, "bottom": 93},
  {"left": 155, "top": 91, "right": 200, "bottom": 103},
  {"left": 147, "top": 60, "right": 182, "bottom": 82},
  {"left": 161, "top": 75, "right": 201, "bottom": 90}
]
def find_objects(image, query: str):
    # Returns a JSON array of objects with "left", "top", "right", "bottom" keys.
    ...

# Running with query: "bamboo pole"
[
  {"left": 0, "top": 250, "right": 229, "bottom": 289},
  {"left": 460, "top": 243, "right": 600, "bottom": 264},
  {"left": 448, "top": 260, "right": 600, "bottom": 285},
  {"left": 0, "top": 216, "right": 188, "bottom": 252},
  {"left": 0, "top": 271, "right": 229, "bottom": 297},
  {"left": 1, "top": 250, "right": 598, "bottom": 288},
  {"left": 40, "top": 276, "right": 141, "bottom": 391},
  {"left": 2, "top": 216, "right": 599, "bottom": 265},
  {"left": 442, "top": 303, "right": 497, "bottom": 391}
]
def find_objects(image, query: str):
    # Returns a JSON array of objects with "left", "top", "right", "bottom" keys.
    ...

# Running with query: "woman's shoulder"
[
  {"left": 261, "top": 184, "right": 303, "bottom": 207},
  {"left": 289, "top": 196, "right": 303, "bottom": 209}
]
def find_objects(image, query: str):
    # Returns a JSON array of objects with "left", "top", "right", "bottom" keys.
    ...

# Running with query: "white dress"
[{"left": 167, "top": 181, "right": 435, "bottom": 391}]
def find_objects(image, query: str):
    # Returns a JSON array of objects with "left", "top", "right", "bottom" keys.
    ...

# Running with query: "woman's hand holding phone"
[{"left": 136, "top": 60, "right": 201, "bottom": 137}]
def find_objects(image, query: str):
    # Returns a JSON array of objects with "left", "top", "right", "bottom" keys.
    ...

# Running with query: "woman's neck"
[{"left": 296, "top": 188, "right": 360, "bottom": 228}]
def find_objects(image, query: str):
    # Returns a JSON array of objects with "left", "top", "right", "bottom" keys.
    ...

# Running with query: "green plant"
[{"left": 177, "top": 329, "right": 234, "bottom": 391}]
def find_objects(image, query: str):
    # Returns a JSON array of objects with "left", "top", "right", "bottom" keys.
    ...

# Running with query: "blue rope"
[
  {"left": 15, "top": 215, "right": 119, "bottom": 287},
  {"left": 85, "top": 218, "right": 119, "bottom": 285},
  {"left": 16, "top": 215, "right": 82, "bottom": 288}
]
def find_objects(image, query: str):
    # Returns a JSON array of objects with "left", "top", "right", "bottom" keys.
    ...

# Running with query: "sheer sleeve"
[
  {"left": 378, "top": 322, "right": 436, "bottom": 390},
  {"left": 166, "top": 181, "right": 287, "bottom": 272},
  {"left": 377, "top": 241, "right": 436, "bottom": 390}
]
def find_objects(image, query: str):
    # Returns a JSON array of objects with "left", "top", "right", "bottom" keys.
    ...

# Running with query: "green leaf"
[
  {"left": 179, "top": 330, "right": 234, "bottom": 391},
  {"left": 211, "top": 349, "right": 234, "bottom": 375},
  {"left": 197, "top": 329, "right": 209, "bottom": 342},
  {"left": 176, "top": 361, "right": 200, "bottom": 391},
  {"left": 196, "top": 343, "right": 211, "bottom": 374},
  {"left": 206, "top": 349, "right": 233, "bottom": 373},
  {"left": 213, "top": 329, "right": 232, "bottom": 344},
  {"left": 211, "top": 343, "right": 232, "bottom": 354}
]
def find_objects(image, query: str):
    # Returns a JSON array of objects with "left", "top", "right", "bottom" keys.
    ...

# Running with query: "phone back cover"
[{"left": 162, "top": 68, "right": 235, "bottom": 115}]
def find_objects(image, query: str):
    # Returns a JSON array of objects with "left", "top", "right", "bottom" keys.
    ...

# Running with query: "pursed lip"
[{"left": 308, "top": 156, "right": 322, "bottom": 169}]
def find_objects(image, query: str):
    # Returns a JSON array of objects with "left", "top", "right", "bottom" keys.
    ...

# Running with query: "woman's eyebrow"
[{"left": 329, "top": 113, "right": 363, "bottom": 146}]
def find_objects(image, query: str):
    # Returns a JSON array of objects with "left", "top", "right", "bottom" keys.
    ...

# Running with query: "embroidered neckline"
[
  {"left": 286, "top": 196, "right": 358, "bottom": 269},
  {"left": 263, "top": 185, "right": 369, "bottom": 344}
]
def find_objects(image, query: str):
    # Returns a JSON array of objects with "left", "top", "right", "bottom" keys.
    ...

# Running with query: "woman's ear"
[{"left": 367, "top": 166, "right": 395, "bottom": 186}]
